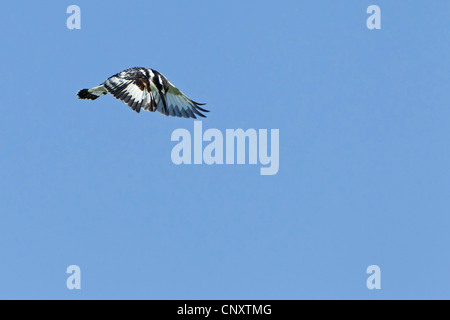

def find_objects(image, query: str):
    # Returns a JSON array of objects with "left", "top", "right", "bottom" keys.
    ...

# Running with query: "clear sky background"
[{"left": 0, "top": 1, "right": 449, "bottom": 299}]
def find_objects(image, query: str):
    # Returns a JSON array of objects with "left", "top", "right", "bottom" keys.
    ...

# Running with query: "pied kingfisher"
[{"left": 77, "top": 67, "right": 208, "bottom": 118}]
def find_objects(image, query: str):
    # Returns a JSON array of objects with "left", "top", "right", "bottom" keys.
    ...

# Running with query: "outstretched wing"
[
  {"left": 155, "top": 81, "right": 209, "bottom": 119},
  {"left": 103, "top": 68, "right": 158, "bottom": 113}
]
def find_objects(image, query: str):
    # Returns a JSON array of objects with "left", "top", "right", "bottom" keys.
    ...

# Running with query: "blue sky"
[{"left": 0, "top": 1, "right": 449, "bottom": 299}]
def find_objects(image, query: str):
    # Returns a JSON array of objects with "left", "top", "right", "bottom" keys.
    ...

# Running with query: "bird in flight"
[{"left": 77, "top": 67, "right": 208, "bottom": 118}]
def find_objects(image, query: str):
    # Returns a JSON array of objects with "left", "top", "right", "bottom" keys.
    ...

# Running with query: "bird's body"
[{"left": 77, "top": 67, "right": 208, "bottom": 118}]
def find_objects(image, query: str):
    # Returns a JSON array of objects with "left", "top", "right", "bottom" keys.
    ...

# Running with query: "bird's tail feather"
[{"left": 77, "top": 85, "right": 107, "bottom": 100}]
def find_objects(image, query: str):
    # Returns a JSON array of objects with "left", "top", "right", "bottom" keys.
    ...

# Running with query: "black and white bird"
[{"left": 77, "top": 67, "right": 208, "bottom": 118}]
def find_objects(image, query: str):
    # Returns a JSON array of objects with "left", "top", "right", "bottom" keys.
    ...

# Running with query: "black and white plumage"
[{"left": 77, "top": 67, "right": 208, "bottom": 118}]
